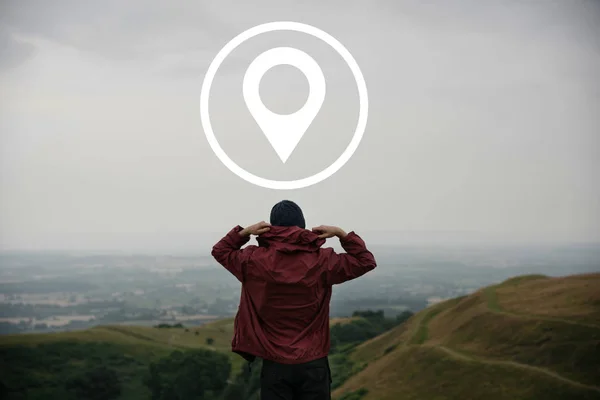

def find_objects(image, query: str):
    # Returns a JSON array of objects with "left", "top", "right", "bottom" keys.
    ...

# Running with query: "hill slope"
[
  {"left": 334, "top": 273, "right": 600, "bottom": 400},
  {"left": 0, "top": 319, "right": 243, "bottom": 399},
  {"left": 0, "top": 317, "right": 360, "bottom": 400}
]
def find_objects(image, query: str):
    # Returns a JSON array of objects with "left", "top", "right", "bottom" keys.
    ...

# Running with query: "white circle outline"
[{"left": 200, "top": 21, "right": 368, "bottom": 190}]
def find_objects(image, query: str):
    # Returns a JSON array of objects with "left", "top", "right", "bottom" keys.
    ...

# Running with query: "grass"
[
  {"left": 338, "top": 388, "right": 369, "bottom": 400},
  {"left": 0, "top": 340, "right": 160, "bottom": 399},
  {"left": 0, "top": 316, "right": 363, "bottom": 400},
  {"left": 409, "top": 307, "right": 442, "bottom": 345},
  {"left": 333, "top": 345, "right": 600, "bottom": 400},
  {"left": 333, "top": 272, "right": 600, "bottom": 400},
  {"left": 493, "top": 273, "right": 600, "bottom": 327},
  {"left": 349, "top": 297, "right": 465, "bottom": 366},
  {"left": 435, "top": 345, "right": 600, "bottom": 392},
  {"left": 498, "top": 274, "right": 549, "bottom": 287},
  {"left": 0, "top": 318, "right": 242, "bottom": 400},
  {"left": 484, "top": 286, "right": 501, "bottom": 312},
  {"left": 4, "top": 273, "right": 599, "bottom": 400},
  {"left": 349, "top": 321, "right": 409, "bottom": 365}
]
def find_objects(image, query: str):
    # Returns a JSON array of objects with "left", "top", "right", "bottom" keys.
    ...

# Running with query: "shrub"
[
  {"left": 339, "top": 388, "right": 369, "bottom": 400},
  {"left": 384, "top": 344, "right": 398, "bottom": 354},
  {"left": 144, "top": 349, "right": 231, "bottom": 400},
  {"left": 65, "top": 366, "right": 121, "bottom": 400}
]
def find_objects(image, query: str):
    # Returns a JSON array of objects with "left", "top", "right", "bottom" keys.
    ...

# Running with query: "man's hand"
[
  {"left": 311, "top": 225, "right": 347, "bottom": 239},
  {"left": 239, "top": 221, "right": 271, "bottom": 237}
]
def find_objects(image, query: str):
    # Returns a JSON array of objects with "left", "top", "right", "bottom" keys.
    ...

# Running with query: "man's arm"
[
  {"left": 312, "top": 225, "right": 377, "bottom": 286},
  {"left": 210, "top": 222, "right": 270, "bottom": 282}
]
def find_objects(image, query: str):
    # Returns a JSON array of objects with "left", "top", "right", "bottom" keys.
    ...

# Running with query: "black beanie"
[{"left": 270, "top": 200, "right": 306, "bottom": 229}]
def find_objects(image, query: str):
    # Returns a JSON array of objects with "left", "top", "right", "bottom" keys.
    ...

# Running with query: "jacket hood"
[{"left": 257, "top": 226, "right": 325, "bottom": 253}]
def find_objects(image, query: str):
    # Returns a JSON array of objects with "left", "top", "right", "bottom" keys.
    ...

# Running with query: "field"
[
  {"left": 2, "top": 273, "right": 599, "bottom": 400},
  {"left": 0, "top": 316, "right": 359, "bottom": 399},
  {"left": 0, "top": 318, "right": 242, "bottom": 399},
  {"left": 333, "top": 273, "right": 600, "bottom": 400}
]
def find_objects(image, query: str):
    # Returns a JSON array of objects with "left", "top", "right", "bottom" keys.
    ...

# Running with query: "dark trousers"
[{"left": 260, "top": 356, "right": 332, "bottom": 400}]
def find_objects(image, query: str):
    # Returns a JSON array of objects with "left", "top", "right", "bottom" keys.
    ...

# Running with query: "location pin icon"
[{"left": 243, "top": 47, "right": 326, "bottom": 163}]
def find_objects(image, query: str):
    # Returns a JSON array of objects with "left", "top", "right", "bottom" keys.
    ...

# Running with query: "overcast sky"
[{"left": 1, "top": 0, "right": 599, "bottom": 251}]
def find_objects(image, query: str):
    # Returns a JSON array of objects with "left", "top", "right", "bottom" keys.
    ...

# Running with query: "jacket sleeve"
[
  {"left": 322, "top": 231, "right": 377, "bottom": 285},
  {"left": 211, "top": 225, "right": 256, "bottom": 282}
]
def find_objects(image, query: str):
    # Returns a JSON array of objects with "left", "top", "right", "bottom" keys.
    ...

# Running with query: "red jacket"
[{"left": 211, "top": 225, "right": 377, "bottom": 364}]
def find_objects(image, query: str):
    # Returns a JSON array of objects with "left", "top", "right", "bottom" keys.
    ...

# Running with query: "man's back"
[
  {"left": 211, "top": 200, "right": 377, "bottom": 400},
  {"left": 211, "top": 225, "right": 376, "bottom": 364}
]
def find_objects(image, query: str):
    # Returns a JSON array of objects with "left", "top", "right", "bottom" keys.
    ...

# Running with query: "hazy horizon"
[
  {"left": 1, "top": 228, "right": 598, "bottom": 254},
  {"left": 1, "top": 0, "right": 599, "bottom": 251}
]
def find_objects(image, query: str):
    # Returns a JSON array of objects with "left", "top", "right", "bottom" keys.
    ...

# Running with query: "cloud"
[
  {"left": 0, "top": 0, "right": 238, "bottom": 62},
  {"left": 0, "top": 0, "right": 260, "bottom": 78},
  {"left": 1, "top": 0, "right": 599, "bottom": 249},
  {"left": 0, "top": 28, "right": 35, "bottom": 70}
]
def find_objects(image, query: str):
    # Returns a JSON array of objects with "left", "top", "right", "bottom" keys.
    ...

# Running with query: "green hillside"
[
  {"left": 0, "top": 315, "right": 388, "bottom": 400},
  {"left": 333, "top": 273, "right": 600, "bottom": 400},
  {"left": 3, "top": 273, "right": 599, "bottom": 400},
  {"left": 0, "top": 319, "right": 243, "bottom": 399}
]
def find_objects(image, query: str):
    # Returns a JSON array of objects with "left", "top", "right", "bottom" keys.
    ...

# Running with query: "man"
[{"left": 211, "top": 200, "right": 377, "bottom": 400}]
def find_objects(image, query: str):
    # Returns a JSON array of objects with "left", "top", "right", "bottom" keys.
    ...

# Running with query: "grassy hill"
[
  {"left": 3, "top": 273, "right": 599, "bottom": 400},
  {"left": 0, "top": 316, "right": 365, "bottom": 399},
  {"left": 0, "top": 318, "right": 243, "bottom": 399},
  {"left": 333, "top": 273, "right": 600, "bottom": 400}
]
